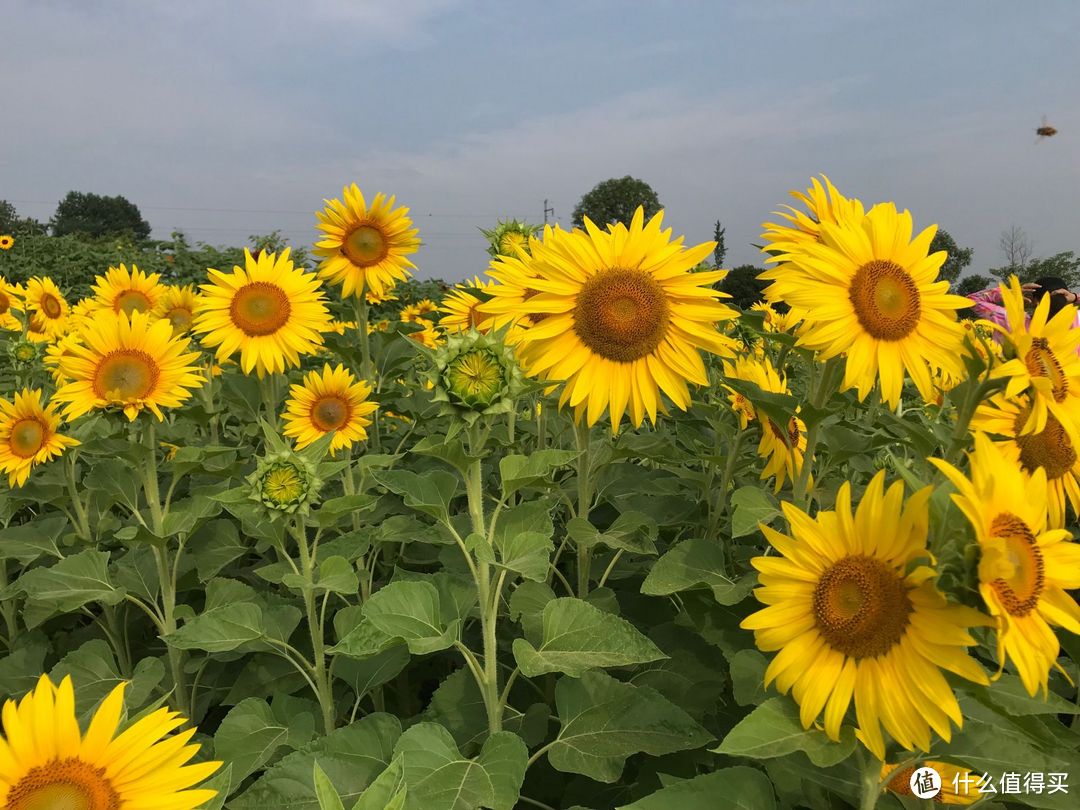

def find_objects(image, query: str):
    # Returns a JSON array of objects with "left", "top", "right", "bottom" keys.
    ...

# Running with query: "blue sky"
[{"left": 2, "top": 0, "right": 1078, "bottom": 282}]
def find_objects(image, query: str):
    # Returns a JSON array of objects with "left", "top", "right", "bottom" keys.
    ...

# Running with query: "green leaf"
[
  {"left": 964, "top": 674, "right": 1080, "bottom": 716},
  {"left": 395, "top": 723, "right": 527, "bottom": 810},
  {"left": 0, "top": 516, "right": 67, "bottom": 563},
  {"left": 50, "top": 640, "right": 163, "bottom": 714},
  {"left": 411, "top": 436, "right": 478, "bottom": 477},
  {"left": 499, "top": 450, "right": 579, "bottom": 498},
  {"left": 566, "top": 511, "right": 658, "bottom": 555},
  {"left": 617, "top": 766, "right": 777, "bottom": 810},
  {"left": 214, "top": 698, "right": 290, "bottom": 785},
  {"left": 373, "top": 469, "right": 459, "bottom": 522},
  {"left": 546, "top": 671, "right": 711, "bottom": 782},
  {"left": 729, "top": 486, "right": 780, "bottom": 538},
  {"left": 715, "top": 696, "right": 856, "bottom": 768},
  {"left": 492, "top": 501, "right": 554, "bottom": 582},
  {"left": 313, "top": 762, "right": 347, "bottom": 810},
  {"left": 362, "top": 581, "right": 457, "bottom": 655},
  {"left": 283, "top": 556, "right": 359, "bottom": 596},
  {"left": 423, "top": 669, "right": 488, "bottom": 750},
  {"left": 190, "top": 519, "right": 248, "bottom": 582},
  {"left": 166, "top": 603, "right": 265, "bottom": 653},
  {"left": 313, "top": 493, "right": 379, "bottom": 528},
  {"left": 727, "top": 649, "right": 769, "bottom": 707},
  {"left": 161, "top": 494, "right": 223, "bottom": 536},
  {"left": 512, "top": 597, "right": 666, "bottom": 677},
  {"left": 349, "top": 757, "right": 407, "bottom": 810},
  {"left": 329, "top": 612, "right": 401, "bottom": 659},
  {"left": 111, "top": 545, "right": 160, "bottom": 603},
  {"left": 16, "top": 549, "right": 125, "bottom": 627},
  {"left": 641, "top": 538, "right": 752, "bottom": 605},
  {"left": 508, "top": 581, "right": 555, "bottom": 645},
  {"left": 230, "top": 714, "right": 402, "bottom": 810},
  {"left": 198, "top": 763, "right": 233, "bottom": 810},
  {"left": 0, "top": 636, "right": 50, "bottom": 696}
]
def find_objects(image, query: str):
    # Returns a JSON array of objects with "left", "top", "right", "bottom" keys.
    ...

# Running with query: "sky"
[{"left": 2, "top": 0, "right": 1079, "bottom": 282}]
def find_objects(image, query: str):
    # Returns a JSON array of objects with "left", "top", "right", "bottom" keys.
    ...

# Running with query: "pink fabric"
[{"left": 966, "top": 287, "right": 1080, "bottom": 337}]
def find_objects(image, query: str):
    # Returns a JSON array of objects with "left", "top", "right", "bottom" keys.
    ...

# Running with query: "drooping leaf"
[
  {"left": 362, "top": 581, "right": 457, "bottom": 655},
  {"left": 545, "top": 671, "right": 712, "bottom": 782},
  {"left": 492, "top": 500, "right": 554, "bottom": 582},
  {"left": 499, "top": 450, "right": 579, "bottom": 498},
  {"left": 512, "top": 597, "right": 666, "bottom": 677},
  {"left": 641, "top": 538, "right": 753, "bottom": 605},
  {"left": 715, "top": 696, "right": 856, "bottom": 768},
  {"left": 214, "top": 698, "right": 291, "bottom": 785},
  {"left": 729, "top": 486, "right": 780, "bottom": 539}
]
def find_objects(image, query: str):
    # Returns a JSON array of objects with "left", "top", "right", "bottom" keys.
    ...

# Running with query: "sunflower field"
[{"left": 1, "top": 177, "right": 1080, "bottom": 810}]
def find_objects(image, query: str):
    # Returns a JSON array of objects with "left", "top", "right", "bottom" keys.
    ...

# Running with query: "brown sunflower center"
[
  {"left": 114, "top": 289, "right": 152, "bottom": 316},
  {"left": 813, "top": 554, "right": 913, "bottom": 659},
  {"left": 9, "top": 418, "right": 46, "bottom": 458},
  {"left": 886, "top": 766, "right": 917, "bottom": 796},
  {"left": 93, "top": 350, "right": 160, "bottom": 402},
  {"left": 988, "top": 513, "right": 1045, "bottom": 616},
  {"left": 40, "top": 293, "right": 63, "bottom": 320},
  {"left": 1025, "top": 337, "right": 1068, "bottom": 402},
  {"left": 166, "top": 307, "right": 193, "bottom": 333},
  {"left": 848, "top": 260, "right": 921, "bottom": 341},
  {"left": 0, "top": 290, "right": 10, "bottom": 315},
  {"left": 5, "top": 758, "right": 120, "bottom": 810},
  {"left": 343, "top": 225, "right": 389, "bottom": 267},
  {"left": 230, "top": 282, "right": 292, "bottom": 337},
  {"left": 573, "top": 269, "right": 669, "bottom": 363},
  {"left": 1014, "top": 409, "right": 1077, "bottom": 479},
  {"left": 310, "top": 396, "right": 351, "bottom": 432}
]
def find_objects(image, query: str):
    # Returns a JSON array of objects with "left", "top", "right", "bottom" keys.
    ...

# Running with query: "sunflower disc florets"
[{"left": 248, "top": 449, "right": 323, "bottom": 516}]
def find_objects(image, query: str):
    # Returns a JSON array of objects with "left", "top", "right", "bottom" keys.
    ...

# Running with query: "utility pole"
[{"left": 543, "top": 199, "right": 554, "bottom": 226}]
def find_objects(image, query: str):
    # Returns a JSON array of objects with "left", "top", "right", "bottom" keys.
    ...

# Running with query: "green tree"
[
  {"left": 50, "top": 191, "right": 152, "bottom": 240},
  {"left": 571, "top": 176, "right": 661, "bottom": 228},
  {"left": 0, "top": 200, "right": 17, "bottom": 233},
  {"left": 713, "top": 220, "right": 726, "bottom": 267},
  {"left": 954, "top": 273, "right": 992, "bottom": 297},
  {"left": 930, "top": 229, "right": 973, "bottom": 283},
  {"left": 989, "top": 251, "right": 1080, "bottom": 287},
  {"left": 719, "top": 264, "right": 767, "bottom": 310}
]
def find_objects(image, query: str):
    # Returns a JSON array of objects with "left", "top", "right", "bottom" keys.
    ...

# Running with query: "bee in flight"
[{"left": 1036, "top": 115, "right": 1058, "bottom": 140}]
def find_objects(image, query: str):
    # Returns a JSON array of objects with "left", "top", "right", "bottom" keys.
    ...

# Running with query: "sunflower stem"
[
  {"left": 65, "top": 451, "right": 91, "bottom": 542},
  {"left": 260, "top": 373, "right": 281, "bottom": 426},
  {"left": 574, "top": 419, "right": 594, "bottom": 598},
  {"left": 465, "top": 422, "right": 502, "bottom": 734},
  {"left": 353, "top": 294, "right": 382, "bottom": 453},
  {"left": 858, "top": 748, "right": 882, "bottom": 810},
  {"left": 293, "top": 516, "right": 336, "bottom": 734}
]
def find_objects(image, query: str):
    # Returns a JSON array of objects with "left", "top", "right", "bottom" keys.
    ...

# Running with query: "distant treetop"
[{"left": 572, "top": 176, "right": 662, "bottom": 228}]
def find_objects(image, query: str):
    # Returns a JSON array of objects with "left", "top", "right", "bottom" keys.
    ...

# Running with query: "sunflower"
[
  {"left": 326, "top": 319, "right": 357, "bottom": 335},
  {"left": 0, "top": 234, "right": 14, "bottom": 250},
  {"left": 0, "top": 675, "right": 220, "bottom": 810},
  {"left": 0, "top": 389, "right": 79, "bottom": 487},
  {"left": 970, "top": 393, "right": 1080, "bottom": 529},
  {"left": 54, "top": 310, "right": 204, "bottom": 421},
  {"left": 407, "top": 323, "right": 443, "bottom": 349},
  {"left": 440, "top": 277, "right": 495, "bottom": 333},
  {"left": 153, "top": 284, "right": 200, "bottom": 335},
  {"left": 990, "top": 276, "right": 1080, "bottom": 444},
  {"left": 477, "top": 250, "right": 550, "bottom": 337},
  {"left": 881, "top": 761, "right": 981, "bottom": 805},
  {"left": 748, "top": 301, "right": 803, "bottom": 334},
  {"left": 45, "top": 333, "right": 84, "bottom": 386},
  {"left": 761, "top": 203, "right": 969, "bottom": 408},
  {"left": 741, "top": 471, "right": 989, "bottom": 760},
  {"left": 931, "top": 432, "right": 1080, "bottom": 696},
  {"left": 89, "top": 264, "right": 163, "bottom": 316},
  {"left": 761, "top": 175, "right": 865, "bottom": 248},
  {"left": 723, "top": 354, "right": 808, "bottom": 492},
  {"left": 365, "top": 287, "right": 398, "bottom": 305},
  {"left": 23, "top": 277, "right": 70, "bottom": 338},
  {"left": 282, "top": 364, "right": 377, "bottom": 451},
  {"left": 194, "top": 248, "right": 331, "bottom": 378},
  {"left": 496, "top": 208, "right": 739, "bottom": 432},
  {"left": 314, "top": 184, "right": 420, "bottom": 298},
  {"left": 0, "top": 275, "right": 23, "bottom": 331}
]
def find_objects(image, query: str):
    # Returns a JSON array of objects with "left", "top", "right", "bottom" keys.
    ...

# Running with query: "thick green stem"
[
  {"left": 142, "top": 421, "right": 189, "bottom": 716},
  {"left": 353, "top": 295, "right": 382, "bottom": 453},
  {"left": 65, "top": 452, "right": 91, "bottom": 542},
  {"left": 858, "top": 749, "right": 882, "bottom": 810},
  {"left": 0, "top": 561, "right": 18, "bottom": 649},
  {"left": 294, "top": 519, "right": 336, "bottom": 733},
  {"left": 465, "top": 425, "right": 502, "bottom": 734},
  {"left": 260, "top": 374, "right": 281, "bottom": 426},
  {"left": 574, "top": 420, "right": 593, "bottom": 598},
  {"left": 200, "top": 356, "right": 219, "bottom": 443},
  {"left": 794, "top": 356, "right": 841, "bottom": 508}
]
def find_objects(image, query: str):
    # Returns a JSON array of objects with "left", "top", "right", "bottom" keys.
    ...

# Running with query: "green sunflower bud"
[
  {"left": 479, "top": 219, "right": 540, "bottom": 259},
  {"left": 9, "top": 338, "right": 38, "bottom": 367},
  {"left": 248, "top": 449, "right": 323, "bottom": 517},
  {"left": 426, "top": 330, "right": 528, "bottom": 424}
]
